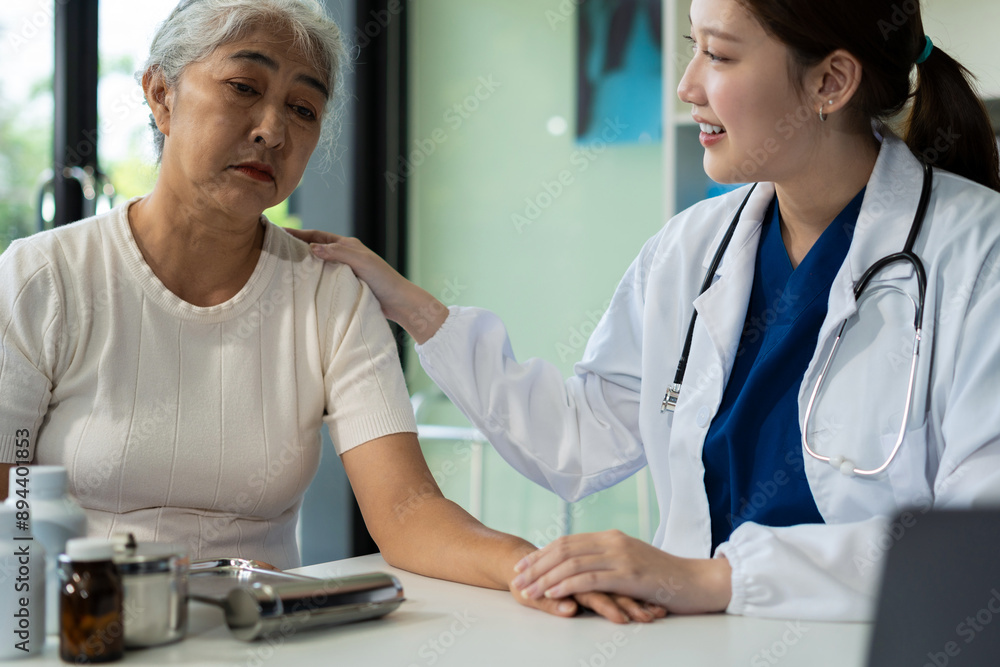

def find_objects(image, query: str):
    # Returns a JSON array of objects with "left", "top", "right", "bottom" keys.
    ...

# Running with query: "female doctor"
[{"left": 293, "top": 0, "right": 1000, "bottom": 620}]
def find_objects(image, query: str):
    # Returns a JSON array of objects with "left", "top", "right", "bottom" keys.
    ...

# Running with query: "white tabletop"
[{"left": 31, "top": 554, "right": 873, "bottom": 666}]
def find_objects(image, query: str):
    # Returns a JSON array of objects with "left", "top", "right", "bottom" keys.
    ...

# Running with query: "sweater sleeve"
[
  {"left": 0, "top": 241, "right": 63, "bottom": 463},
  {"left": 320, "top": 266, "right": 417, "bottom": 455}
]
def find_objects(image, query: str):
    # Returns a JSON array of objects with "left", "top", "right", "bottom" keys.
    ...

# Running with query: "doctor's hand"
[
  {"left": 284, "top": 228, "right": 448, "bottom": 344},
  {"left": 510, "top": 530, "right": 732, "bottom": 615},
  {"left": 512, "top": 586, "right": 667, "bottom": 624}
]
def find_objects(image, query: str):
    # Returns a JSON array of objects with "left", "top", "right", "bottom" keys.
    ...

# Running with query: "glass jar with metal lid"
[{"left": 112, "top": 538, "right": 189, "bottom": 648}]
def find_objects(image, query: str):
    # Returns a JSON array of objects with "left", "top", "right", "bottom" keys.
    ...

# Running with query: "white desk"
[{"left": 31, "top": 554, "right": 872, "bottom": 666}]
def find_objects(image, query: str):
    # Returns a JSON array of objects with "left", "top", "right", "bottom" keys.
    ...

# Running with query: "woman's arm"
[
  {"left": 340, "top": 431, "right": 665, "bottom": 624},
  {"left": 341, "top": 431, "right": 523, "bottom": 588}
]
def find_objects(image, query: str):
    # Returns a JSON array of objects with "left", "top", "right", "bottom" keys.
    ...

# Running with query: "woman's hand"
[
  {"left": 512, "top": 586, "right": 667, "bottom": 624},
  {"left": 507, "top": 542, "right": 667, "bottom": 624},
  {"left": 284, "top": 229, "right": 448, "bottom": 344},
  {"left": 509, "top": 530, "right": 732, "bottom": 615}
]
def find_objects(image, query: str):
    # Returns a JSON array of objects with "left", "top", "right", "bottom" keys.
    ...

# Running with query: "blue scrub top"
[{"left": 702, "top": 187, "right": 865, "bottom": 553}]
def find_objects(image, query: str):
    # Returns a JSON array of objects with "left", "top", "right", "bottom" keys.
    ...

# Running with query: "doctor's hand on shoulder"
[
  {"left": 511, "top": 531, "right": 733, "bottom": 615},
  {"left": 285, "top": 228, "right": 448, "bottom": 345}
]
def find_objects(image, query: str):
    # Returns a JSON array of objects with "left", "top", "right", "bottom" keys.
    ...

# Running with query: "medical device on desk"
[{"left": 662, "top": 163, "right": 933, "bottom": 478}]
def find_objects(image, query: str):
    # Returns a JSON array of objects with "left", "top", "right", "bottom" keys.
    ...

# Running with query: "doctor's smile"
[{"left": 694, "top": 117, "right": 727, "bottom": 147}]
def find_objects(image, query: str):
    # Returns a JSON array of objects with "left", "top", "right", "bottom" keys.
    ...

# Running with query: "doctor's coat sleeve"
[
  {"left": 416, "top": 236, "right": 661, "bottom": 503},
  {"left": 715, "top": 243, "right": 1000, "bottom": 621},
  {"left": 0, "top": 241, "right": 66, "bottom": 464}
]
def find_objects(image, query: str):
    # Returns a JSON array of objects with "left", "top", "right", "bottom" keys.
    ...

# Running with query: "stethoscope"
[{"left": 662, "top": 162, "right": 933, "bottom": 478}]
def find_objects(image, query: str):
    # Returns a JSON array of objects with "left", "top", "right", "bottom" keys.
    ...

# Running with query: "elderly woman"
[{"left": 0, "top": 0, "right": 661, "bottom": 624}]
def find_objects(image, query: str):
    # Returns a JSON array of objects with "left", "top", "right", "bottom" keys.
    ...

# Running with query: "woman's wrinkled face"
[
  {"left": 154, "top": 26, "right": 328, "bottom": 219},
  {"left": 677, "top": 0, "right": 818, "bottom": 185}
]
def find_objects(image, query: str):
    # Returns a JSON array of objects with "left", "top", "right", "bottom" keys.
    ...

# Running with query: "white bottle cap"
[
  {"left": 65, "top": 537, "right": 114, "bottom": 562},
  {"left": 0, "top": 504, "right": 19, "bottom": 537},
  {"left": 9, "top": 465, "right": 69, "bottom": 499}
]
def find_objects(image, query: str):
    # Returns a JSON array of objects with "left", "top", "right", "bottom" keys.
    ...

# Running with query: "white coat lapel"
[
  {"left": 659, "top": 184, "right": 774, "bottom": 558},
  {"left": 849, "top": 135, "right": 925, "bottom": 284},
  {"left": 822, "top": 134, "right": 926, "bottom": 336},
  {"left": 691, "top": 183, "right": 775, "bottom": 398}
]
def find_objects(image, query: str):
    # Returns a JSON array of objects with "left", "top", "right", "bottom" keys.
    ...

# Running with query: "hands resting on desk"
[
  {"left": 511, "top": 530, "right": 732, "bottom": 615},
  {"left": 290, "top": 229, "right": 734, "bottom": 620}
]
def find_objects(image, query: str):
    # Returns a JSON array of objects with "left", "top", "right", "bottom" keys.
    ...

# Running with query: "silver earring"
[{"left": 819, "top": 100, "right": 833, "bottom": 123}]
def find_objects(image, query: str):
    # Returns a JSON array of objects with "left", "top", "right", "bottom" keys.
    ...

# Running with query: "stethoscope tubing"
[
  {"left": 661, "top": 183, "right": 758, "bottom": 413},
  {"left": 801, "top": 309, "right": 921, "bottom": 477}
]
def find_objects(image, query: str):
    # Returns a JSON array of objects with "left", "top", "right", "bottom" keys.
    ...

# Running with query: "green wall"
[{"left": 406, "top": 0, "right": 663, "bottom": 543}]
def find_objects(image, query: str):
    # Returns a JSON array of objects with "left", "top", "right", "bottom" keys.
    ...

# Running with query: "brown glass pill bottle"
[{"left": 59, "top": 537, "right": 124, "bottom": 663}]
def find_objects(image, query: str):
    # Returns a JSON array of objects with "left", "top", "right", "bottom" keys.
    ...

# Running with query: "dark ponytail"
[
  {"left": 737, "top": 0, "right": 1000, "bottom": 192},
  {"left": 909, "top": 48, "right": 1000, "bottom": 192}
]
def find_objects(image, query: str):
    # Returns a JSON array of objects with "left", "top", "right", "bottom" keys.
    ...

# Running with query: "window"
[{"left": 0, "top": 2, "right": 54, "bottom": 252}]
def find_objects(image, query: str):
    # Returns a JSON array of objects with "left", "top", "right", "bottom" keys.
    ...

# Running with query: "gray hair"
[{"left": 140, "top": 0, "right": 348, "bottom": 167}]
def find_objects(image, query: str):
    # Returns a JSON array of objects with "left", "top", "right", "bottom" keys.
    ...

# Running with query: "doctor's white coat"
[{"left": 416, "top": 134, "right": 1000, "bottom": 621}]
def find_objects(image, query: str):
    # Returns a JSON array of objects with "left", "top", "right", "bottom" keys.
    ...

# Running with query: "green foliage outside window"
[{"left": 0, "top": 83, "right": 50, "bottom": 254}]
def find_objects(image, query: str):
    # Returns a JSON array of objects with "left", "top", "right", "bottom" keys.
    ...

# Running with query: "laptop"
[{"left": 866, "top": 509, "right": 1000, "bottom": 666}]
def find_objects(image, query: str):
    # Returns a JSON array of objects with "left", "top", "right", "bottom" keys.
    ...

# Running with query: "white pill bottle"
[
  {"left": 0, "top": 502, "right": 46, "bottom": 659},
  {"left": 6, "top": 465, "right": 87, "bottom": 635}
]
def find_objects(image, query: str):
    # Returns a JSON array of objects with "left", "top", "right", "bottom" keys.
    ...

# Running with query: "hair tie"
[{"left": 915, "top": 36, "right": 934, "bottom": 65}]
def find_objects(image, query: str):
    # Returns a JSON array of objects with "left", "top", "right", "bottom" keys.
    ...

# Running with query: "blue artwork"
[{"left": 577, "top": 0, "right": 663, "bottom": 145}]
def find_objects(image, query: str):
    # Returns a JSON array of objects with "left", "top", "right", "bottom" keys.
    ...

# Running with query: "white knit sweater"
[{"left": 0, "top": 199, "right": 416, "bottom": 569}]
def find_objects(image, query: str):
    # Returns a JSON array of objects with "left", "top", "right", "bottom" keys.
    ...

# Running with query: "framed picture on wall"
[{"left": 576, "top": 0, "right": 663, "bottom": 145}]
